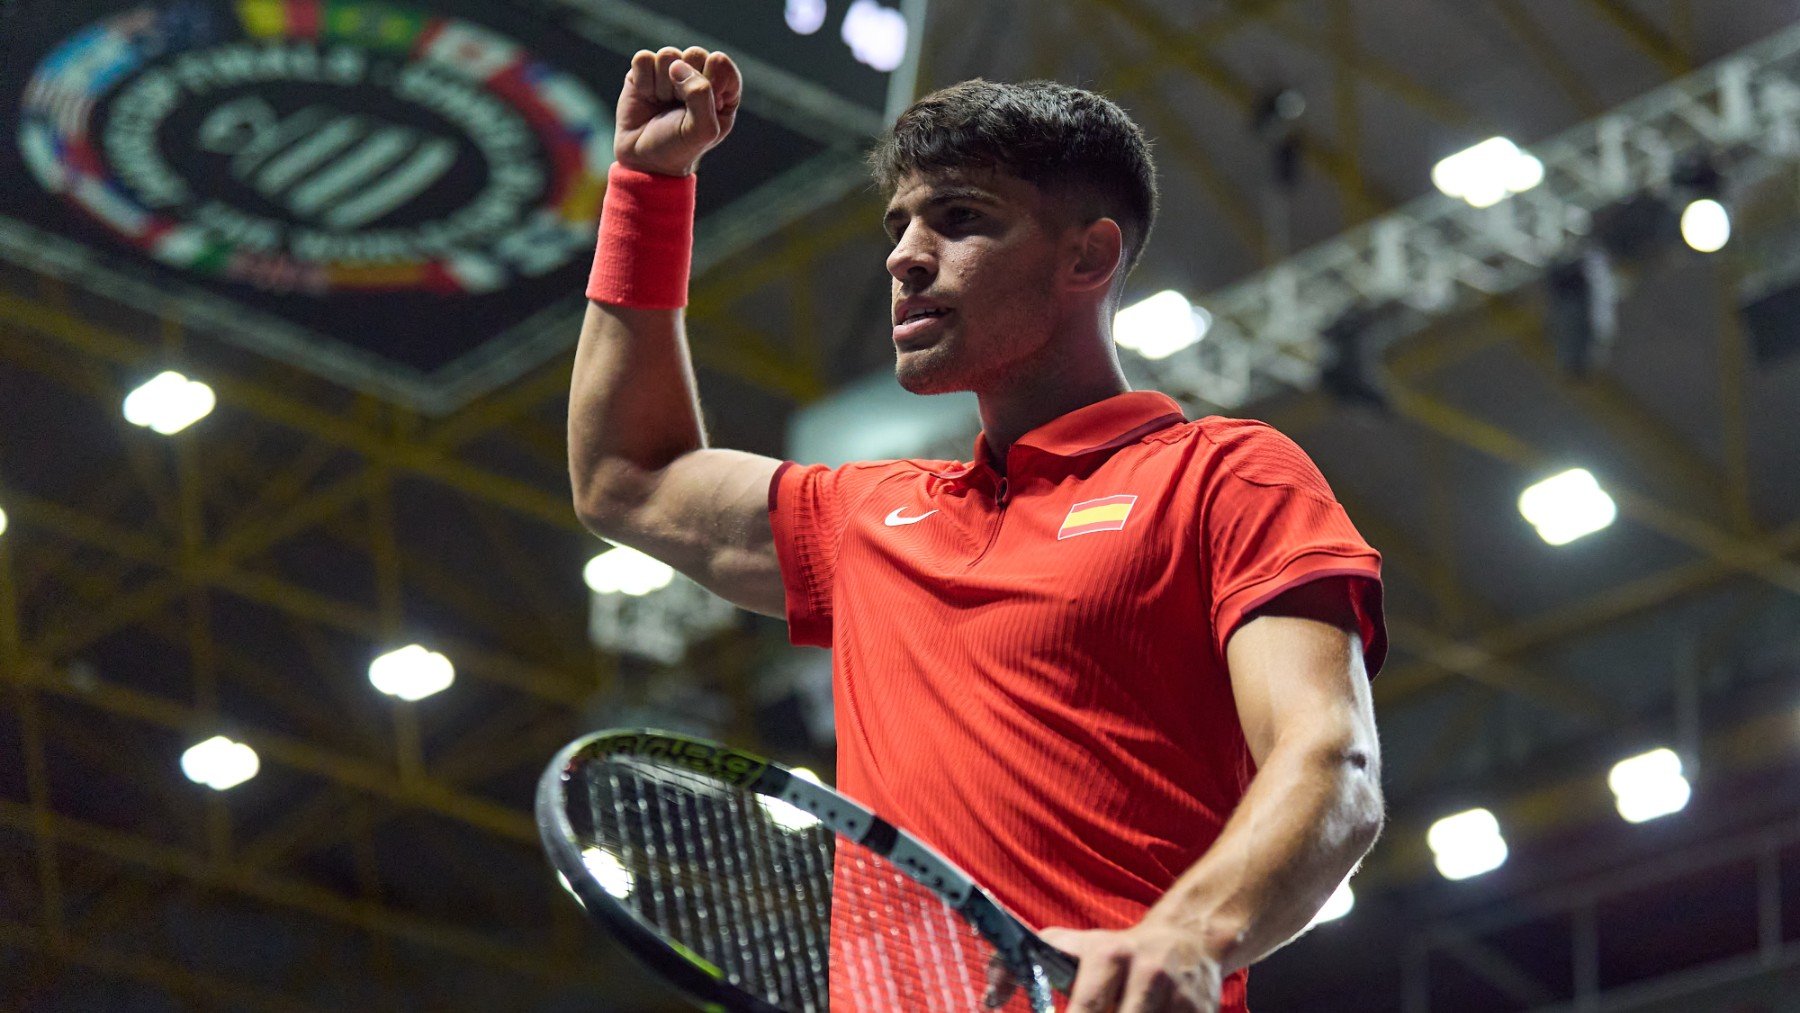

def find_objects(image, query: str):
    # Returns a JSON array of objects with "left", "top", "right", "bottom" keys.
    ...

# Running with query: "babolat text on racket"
[{"left": 537, "top": 728, "right": 1078, "bottom": 1012}]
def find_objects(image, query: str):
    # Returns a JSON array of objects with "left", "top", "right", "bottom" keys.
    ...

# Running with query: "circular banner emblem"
[{"left": 19, "top": 0, "right": 612, "bottom": 295}]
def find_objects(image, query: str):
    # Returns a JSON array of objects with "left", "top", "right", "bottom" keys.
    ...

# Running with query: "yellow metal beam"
[
  {"left": 1376, "top": 516, "right": 1800, "bottom": 705},
  {"left": 1387, "top": 385, "right": 1800, "bottom": 596},
  {"left": 1089, "top": 0, "right": 1395, "bottom": 213},
  {"left": 0, "top": 802, "right": 577, "bottom": 983},
  {"left": 15, "top": 658, "right": 538, "bottom": 844},
  {"left": 8, "top": 490, "right": 590, "bottom": 706},
  {"left": 1275, "top": 2, "right": 1483, "bottom": 130},
  {"left": 1493, "top": 0, "right": 1606, "bottom": 116},
  {"left": 1583, "top": 0, "right": 1691, "bottom": 78},
  {"left": 0, "top": 920, "right": 324, "bottom": 1013},
  {"left": 0, "top": 291, "right": 581, "bottom": 532},
  {"left": 1363, "top": 690, "right": 1800, "bottom": 891}
]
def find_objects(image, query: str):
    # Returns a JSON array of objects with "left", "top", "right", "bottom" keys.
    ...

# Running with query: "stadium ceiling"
[{"left": 3, "top": 1, "right": 1799, "bottom": 1010}]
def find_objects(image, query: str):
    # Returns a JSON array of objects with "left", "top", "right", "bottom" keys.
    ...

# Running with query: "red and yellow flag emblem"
[{"left": 1058, "top": 494, "right": 1138, "bottom": 539}]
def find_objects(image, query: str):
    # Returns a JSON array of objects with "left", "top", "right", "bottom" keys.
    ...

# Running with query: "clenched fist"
[{"left": 615, "top": 46, "right": 742, "bottom": 177}]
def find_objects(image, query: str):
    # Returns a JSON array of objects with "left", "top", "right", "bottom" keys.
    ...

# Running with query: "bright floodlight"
[
  {"left": 0, "top": 505, "right": 8, "bottom": 538},
  {"left": 1427, "top": 808, "right": 1508, "bottom": 881},
  {"left": 180, "top": 735, "right": 260, "bottom": 791},
  {"left": 1608, "top": 747, "right": 1691, "bottom": 823},
  {"left": 1518, "top": 467, "right": 1617, "bottom": 546},
  {"left": 123, "top": 371, "right": 216, "bottom": 435},
  {"left": 368, "top": 644, "right": 455, "bottom": 701},
  {"left": 1431, "top": 137, "right": 1544, "bottom": 208},
  {"left": 785, "top": 0, "right": 826, "bottom": 34},
  {"left": 1308, "top": 879, "right": 1355, "bottom": 927},
  {"left": 1115, "top": 289, "right": 1209, "bottom": 360},
  {"left": 759, "top": 766, "right": 824, "bottom": 832},
  {"left": 841, "top": 0, "right": 907, "bottom": 71},
  {"left": 1680, "top": 199, "right": 1730, "bottom": 253},
  {"left": 584, "top": 544, "right": 674, "bottom": 597},
  {"left": 581, "top": 846, "right": 635, "bottom": 899}
]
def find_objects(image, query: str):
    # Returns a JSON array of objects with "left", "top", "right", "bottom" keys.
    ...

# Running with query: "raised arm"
[{"left": 569, "top": 47, "right": 785, "bottom": 618}]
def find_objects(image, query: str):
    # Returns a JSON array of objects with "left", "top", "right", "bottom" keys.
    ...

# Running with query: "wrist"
[
  {"left": 1141, "top": 901, "right": 1244, "bottom": 969},
  {"left": 614, "top": 154, "right": 697, "bottom": 178},
  {"left": 587, "top": 162, "right": 697, "bottom": 309}
]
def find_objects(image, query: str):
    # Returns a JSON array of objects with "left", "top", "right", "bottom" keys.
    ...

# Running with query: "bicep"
[
  {"left": 1224, "top": 580, "right": 1379, "bottom": 772},
  {"left": 583, "top": 448, "right": 787, "bottom": 618}
]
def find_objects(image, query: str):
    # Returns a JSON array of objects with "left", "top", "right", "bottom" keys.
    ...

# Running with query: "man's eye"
[{"left": 946, "top": 208, "right": 978, "bottom": 225}]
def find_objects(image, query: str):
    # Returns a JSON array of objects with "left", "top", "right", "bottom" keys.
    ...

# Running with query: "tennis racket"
[{"left": 536, "top": 728, "right": 1079, "bottom": 1012}]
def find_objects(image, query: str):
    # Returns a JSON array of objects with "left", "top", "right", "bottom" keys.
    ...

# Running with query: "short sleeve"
[
  {"left": 1201, "top": 422, "right": 1387, "bottom": 677},
  {"left": 767, "top": 459, "right": 922, "bottom": 648}
]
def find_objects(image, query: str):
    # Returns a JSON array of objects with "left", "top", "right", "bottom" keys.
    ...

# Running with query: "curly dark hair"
[{"left": 868, "top": 79, "right": 1160, "bottom": 288}]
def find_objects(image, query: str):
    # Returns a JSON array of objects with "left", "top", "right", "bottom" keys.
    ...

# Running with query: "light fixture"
[
  {"left": 580, "top": 846, "right": 635, "bottom": 899},
  {"left": 1308, "top": 879, "right": 1354, "bottom": 927},
  {"left": 1114, "top": 289, "right": 1207, "bottom": 360},
  {"left": 0, "top": 505, "right": 8, "bottom": 538},
  {"left": 1608, "top": 747, "right": 1691, "bottom": 823},
  {"left": 1518, "top": 467, "right": 1617, "bottom": 546},
  {"left": 584, "top": 544, "right": 675, "bottom": 597},
  {"left": 759, "top": 767, "right": 824, "bottom": 832},
  {"left": 1431, "top": 137, "right": 1544, "bottom": 208},
  {"left": 785, "top": 0, "right": 826, "bottom": 34},
  {"left": 1544, "top": 251, "right": 1619, "bottom": 376},
  {"left": 841, "top": 0, "right": 907, "bottom": 72},
  {"left": 122, "top": 370, "right": 216, "bottom": 435},
  {"left": 180, "top": 735, "right": 260, "bottom": 791},
  {"left": 1319, "top": 308, "right": 1394, "bottom": 410},
  {"left": 368, "top": 644, "right": 455, "bottom": 701},
  {"left": 1679, "top": 198, "right": 1730, "bottom": 253},
  {"left": 1427, "top": 808, "right": 1508, "bottom": 880}
]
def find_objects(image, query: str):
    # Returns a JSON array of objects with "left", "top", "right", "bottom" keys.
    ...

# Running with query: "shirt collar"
[{"left": 932, "top": 391, "right": 1188, "bottom": 480}]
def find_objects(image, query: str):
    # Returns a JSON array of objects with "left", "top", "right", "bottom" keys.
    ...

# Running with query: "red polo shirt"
[{"left": 769, "top": 390, "right": 1385, "bottom": 1011}]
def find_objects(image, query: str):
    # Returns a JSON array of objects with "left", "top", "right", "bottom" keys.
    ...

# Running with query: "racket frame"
[{"left": 537, "top": 727, "right": 1077, "bottom": 1012}]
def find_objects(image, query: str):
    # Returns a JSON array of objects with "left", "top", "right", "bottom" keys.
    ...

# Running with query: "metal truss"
[
  {"left": 1402, "top": 815, "right": 1799, "bottom": 1011},
  {"left": 1143, "top": 19, "right": 1800, "bottom": 410},
  {"left": 0, "top": 273, "right": 721, "bottom": 1007}
]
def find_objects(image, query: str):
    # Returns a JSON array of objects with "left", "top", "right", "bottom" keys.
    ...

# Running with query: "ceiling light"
[
  {"left": 180, "top": 735, "right": 259, "bottom": 791},
  {"left": 1679, "top": 198, "right": 1730, "bottom": 253},
  {"left": 1115, "top": 289, "right": 1207, "bottom": 360},
  {"left": 580, "top": 847, "right": 635, "bottom": 899},
  {"left": 1427, "top": 808, "right": 1508, "bottom": 880},
  {"left": 1608, "top": 747, "right": 1691, "bottom": 823},
  {"left": 123, "top": 371, "right": 216, "bottom": 435},
  {"left": 1518, "top": 468, "right": 1617, "bottom": 546},
  {"left": 1308, "top": 879, "right": 1354, "bottom": 927},
  {"left": 759, "top": 766, "right": 824, "bottom": 832},
  {"left": 584, "top": 544, "right": 674, "bottom": 597},
  {"left": 841, "top": 0, "right": 907, "bottom": 72},
  {"left": 368, "top": 644, "right": 455, "bottom": 701},
  {"left": 785, "top": 0, "right": 826, "bottom": 34},
  {"left": 1431, "top": 137, "right": 1544, "bottom": 208}
]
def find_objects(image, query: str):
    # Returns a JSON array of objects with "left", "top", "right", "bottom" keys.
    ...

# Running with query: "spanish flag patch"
[{"left": 1057, "top": 494, "right": 1139, "bottom": 539}]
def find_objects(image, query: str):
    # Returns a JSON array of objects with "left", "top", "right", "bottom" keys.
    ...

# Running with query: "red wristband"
[{"left": 586, "top": 163, "right": 697, "bottom": 309}]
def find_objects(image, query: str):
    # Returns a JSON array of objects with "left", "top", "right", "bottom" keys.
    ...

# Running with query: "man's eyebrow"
[{"left": 882, "top": 186, "right": 1000, "bottom": 233}]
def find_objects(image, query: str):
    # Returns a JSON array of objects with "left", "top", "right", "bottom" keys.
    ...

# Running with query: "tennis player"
[{"left": 572, "top": 46, "right": 1387, "bottom": 1013}]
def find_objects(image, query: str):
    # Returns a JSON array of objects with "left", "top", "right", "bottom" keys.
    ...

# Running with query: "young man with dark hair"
[{"left": 571, "top": 47, "right": 1386, "bottom": 1013}]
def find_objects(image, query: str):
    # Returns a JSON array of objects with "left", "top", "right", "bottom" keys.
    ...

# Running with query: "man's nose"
[{"left": 886, "top": 223, "right": 936, "bottom": 283}]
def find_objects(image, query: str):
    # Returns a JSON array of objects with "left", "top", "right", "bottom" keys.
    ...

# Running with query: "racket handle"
[{"left": 1032, "top": 942, "right": 1079, "bottom": 994}]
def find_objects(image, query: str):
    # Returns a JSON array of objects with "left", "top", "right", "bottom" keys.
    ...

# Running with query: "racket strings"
[{"left": 573, "top": 758, "right": 1033, "bottom": 1012}]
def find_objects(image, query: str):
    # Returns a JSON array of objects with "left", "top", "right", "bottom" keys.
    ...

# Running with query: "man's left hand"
[{"left": 1035, "top": 921, "right": 1223, "bottom": 1013}]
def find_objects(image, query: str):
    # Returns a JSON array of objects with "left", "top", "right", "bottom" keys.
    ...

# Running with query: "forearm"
[
  {"left": 567, "top": 299, "right": 708, "bottom": 522},
  {"left": 1144, "top": 736, "right": 1383, "bottom": 974}
]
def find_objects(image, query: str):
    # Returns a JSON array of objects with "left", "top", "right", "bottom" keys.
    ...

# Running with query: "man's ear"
[{"left": 1065, "top": 217, "right": 1124, "bottom": 296}]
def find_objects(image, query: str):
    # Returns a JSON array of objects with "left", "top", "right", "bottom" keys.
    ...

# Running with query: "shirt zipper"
[{"left": 968, "top": 476, "right": 1009, "bottom": 567}]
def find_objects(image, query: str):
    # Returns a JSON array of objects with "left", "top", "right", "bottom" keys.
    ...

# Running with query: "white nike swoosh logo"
[{"left": 884, "top": 508, "right": 938, "bottom": 526}]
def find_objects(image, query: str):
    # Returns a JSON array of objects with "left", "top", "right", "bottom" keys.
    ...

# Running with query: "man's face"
[{"left": 882, "top": 168, "right": 1067, "bottom": 395}]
